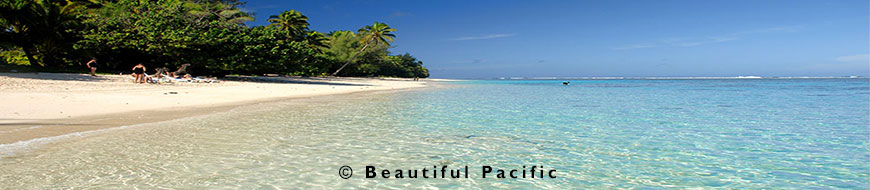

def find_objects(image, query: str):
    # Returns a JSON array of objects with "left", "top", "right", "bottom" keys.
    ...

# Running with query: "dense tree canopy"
[
  {"left": 0, "top": 0, "right": 97, "bottom": 67},
  {"left": 0, "top": 0, "right": 428, "bottom": 78}
]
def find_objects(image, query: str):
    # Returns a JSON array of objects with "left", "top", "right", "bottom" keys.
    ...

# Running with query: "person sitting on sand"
[
  {"left": 132, "top": 64, "right": 146, "bottom": 84},
  {"left": 86, "top": 58, "right": 97, "bottom": 76}
]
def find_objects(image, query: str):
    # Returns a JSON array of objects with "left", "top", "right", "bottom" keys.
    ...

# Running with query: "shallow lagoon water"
[{"left": 1, "top": 79, "right": 868, "bottom": 189}]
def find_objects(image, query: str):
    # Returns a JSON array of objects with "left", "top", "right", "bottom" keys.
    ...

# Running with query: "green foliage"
[
  {"left": 331, "top": 22, "right": 400, "bottom": 76},
  {"left": 75, "top": 0, "right": 194, "bottom": 70},
  {"left": 358, "top": 22, "right": 396, "bottom": 46},
  {"left": 304, "top": 31, "right": 329, "bottom": 51},
  {"left": 73, "top": 0, "right": 318, "bottom": 75},
  {"left": 267, "top": 10, "right": 308, "bottom": 39},
  {"left": 183, "top": 0, "right": 253, "bottom": 27},
  {"left": 216, "top": 26, "right": 318, "bottom": 75},
  {"left": 0, "top": 0, "right": 428, "bottom": 78},
  {"left": 323, "top": 31, "right": 359, "bottom": 64},
  {"left": 0, "top": 0, "right": 97, "bottom": 68},
  {"left": 0, "top": 49, "right": 30, "bottom": 65},
  {"left": 385, "top": 53, "right": 429, "bottom": 78}
]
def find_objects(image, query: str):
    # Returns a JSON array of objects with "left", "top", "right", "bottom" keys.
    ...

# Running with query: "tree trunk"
[
  {"left": 331, "top": 40, "right": 371, "bottom": 76},
  {"left": 20, "top": 45, "right": 41, "bottom": 69}
]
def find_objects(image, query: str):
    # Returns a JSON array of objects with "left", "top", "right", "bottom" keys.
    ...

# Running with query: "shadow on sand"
[
  {"left": 0, "top": 72, "right": 381, "bottom": 86},
  {"left": 0, "top": 122, "right": 102, "bottom": 126},
  {"left": 0, "top": 72, "right": 109, "bottom": 82}
]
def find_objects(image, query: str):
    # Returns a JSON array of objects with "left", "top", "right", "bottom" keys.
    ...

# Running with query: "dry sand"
[{"left": 0, "top": 72, "right": 433, "bottom": 144}]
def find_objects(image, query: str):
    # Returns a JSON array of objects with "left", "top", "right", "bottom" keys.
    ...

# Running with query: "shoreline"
[{"left": 0, "top": 72, "right": 441, "bottom": 145}]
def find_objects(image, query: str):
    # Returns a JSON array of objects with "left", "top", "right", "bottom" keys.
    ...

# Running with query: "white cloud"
[
  {"left": 613, "top": 36, "right": 737, "bottom": 50},
  {"left": 450, "top": 59, "right": 485, "bottom": 64},
  {"left": 835, "top": 54, "right": 870, "bottom": 63},
  {"left": 612, "top": 44, "right": 657, "bottom": 50},
  {"left": 450, "top": 34, "right": 516, "bottom": 41},
  {"left": 613, "top": 26, "right": 802, "bottom": 50},
  {"left": 675, "top": 36, "right": 739, "bottom": 47},
  {"left": 730, "top": 26, "right": 803, "bottom": 35},
  {"left": 388, "top": 11, "right": 410, "bottom": 18}
]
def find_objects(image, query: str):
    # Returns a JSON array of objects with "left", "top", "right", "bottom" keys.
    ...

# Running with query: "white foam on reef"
[
  {"left": 736, "top": 76, "right": 763, "bottom": 79},
  {"left": 493, "top": 76, "right": 869, "bottom": 80}
]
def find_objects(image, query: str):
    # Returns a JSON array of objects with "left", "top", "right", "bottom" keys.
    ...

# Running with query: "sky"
[{"left": 242, "top": 0, "right": 869, "bottom": 79}]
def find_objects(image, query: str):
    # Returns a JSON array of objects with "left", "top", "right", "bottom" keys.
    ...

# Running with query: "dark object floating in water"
[{"left": 562, "top": 81, "right": 570, "bottom": 85}]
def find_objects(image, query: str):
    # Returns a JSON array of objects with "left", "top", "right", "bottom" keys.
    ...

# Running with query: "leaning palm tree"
[
  {"left": 331, "top": 22, "right": 395, "bottom": 76},
  {"left": 267, "top": 10, "right": 308, "bottom": 38}
]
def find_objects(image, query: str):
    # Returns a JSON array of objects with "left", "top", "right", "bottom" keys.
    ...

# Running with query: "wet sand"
[{"left": 0, "top": 73, "right": 435, "bottom": 144}]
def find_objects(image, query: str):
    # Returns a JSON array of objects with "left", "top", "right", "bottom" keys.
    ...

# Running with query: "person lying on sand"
[
  {"left": 168, "top": 64, "right": 191, "bottom": 78},
  {"left": 182, "top": 74, "right": 193, "bottom": 80},
  {"left": 148, "top": 67, "right": 169, "bottom": 82},
  {"left": 156, "top": 67, "right": 170, "bottom": 78}
]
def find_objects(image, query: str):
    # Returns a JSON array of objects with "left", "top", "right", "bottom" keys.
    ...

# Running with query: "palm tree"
[
  {"left": 304, "top": 31, "right": 329, "bottom": 52},
  {"left": 0, "top": 1, "right": 36, "bottom": 66},
  {"left": 0, "top": 0, "right": 97, "bottom": 68},
  {"left": 331, "top": 22, "right": 395, "bottom": 76},
  {"left": 267, "top": 10, "right": 308, "bottom": 38}
]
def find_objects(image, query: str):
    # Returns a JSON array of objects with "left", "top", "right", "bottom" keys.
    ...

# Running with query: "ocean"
[{"left": 1, "top": 79, "right": 868, "bottom": 189}]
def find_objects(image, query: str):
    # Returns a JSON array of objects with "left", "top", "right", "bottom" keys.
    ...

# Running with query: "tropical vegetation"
[{"left": 0, "top": 0, "right": 428, "bottom": 78}]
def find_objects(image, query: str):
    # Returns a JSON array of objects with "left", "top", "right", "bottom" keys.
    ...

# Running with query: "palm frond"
[
  {"left": 218, "top": 9, "right": 240, "bottom": 18},
  {"left": 227, "top": 16, "right": 253, "bottom": 24}
]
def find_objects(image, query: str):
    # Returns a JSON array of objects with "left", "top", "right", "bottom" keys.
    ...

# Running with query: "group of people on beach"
[{"left": 85, "top": 58, "right": 203, "bottom": 84}]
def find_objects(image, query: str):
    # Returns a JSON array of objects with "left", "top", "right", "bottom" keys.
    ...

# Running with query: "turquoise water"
[
  {"left": 1, "top": 79, "right": 868, "bottom": 189},
  {"left": 395, "top": 79, "right": 870, "bottom": 188}
]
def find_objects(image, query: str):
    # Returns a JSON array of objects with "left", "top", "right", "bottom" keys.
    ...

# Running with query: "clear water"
[{"left": 1, "top": 79, "right": 868, "bottom": 189}]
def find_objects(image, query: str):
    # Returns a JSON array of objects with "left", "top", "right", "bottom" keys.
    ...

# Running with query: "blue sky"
[{"left": 243, "top": 0, "right": 869, "bottom": 78}]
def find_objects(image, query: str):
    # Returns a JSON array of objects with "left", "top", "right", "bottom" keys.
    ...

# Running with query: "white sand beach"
[{"left": 0, "top": 72, "right": 431, "bottom": 144}]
